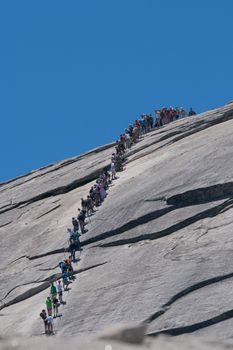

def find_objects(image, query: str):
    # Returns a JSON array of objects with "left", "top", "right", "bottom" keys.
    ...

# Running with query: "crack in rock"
[
  {"left": 28, "top": 248, "right": 67, "bottom": 260},
  {"left": 148, "top": 308, "right": 233, "bottom": 336},
  {"left": 35, "top": 204, "right": 61, "bottom": 219},
  {"left": 144, "top": 197, "right": 167, "bottom": 202},
  {"left": 99, "top": 199, "right": 233, "bottom": 248},
  {"left": 0, "top": 221, "right": 12, "bottom": 229},
  {"left": 85, "top": 184, "right": 233, "bottom": 248},
  {"left": 38, "top": 265, "right": 59, "bottom": 271},
  {"left": 82, "top": 206, "right": 173, "bottom": 247},
  {"left": 144, "top": 270, "right": 233, "bottom": 325},
  {"left": 167, "top": 182, "right": 233, "bottom": 207},
  {"left": 9, "top": 256, "right": 28, "bottom": 264}
]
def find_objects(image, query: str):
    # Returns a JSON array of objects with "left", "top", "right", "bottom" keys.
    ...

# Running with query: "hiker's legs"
[
  {"left": 59, "top": 292, "right": 63, "bottom": 303},
  {"left": 48, "top": 322, "right": 53, "bottom": 334},
  {"left": 58, "top": 293, "right": 61, "bottom": 303},
  {"left": 54, "top": 306, "right": 58, "bottom": 317},
  {"left": 79, "top": 220, "right": 84, "bottom": 233},
  {"left": 71, "top": 248, "right": 75, "bottom": 261},
  {"left": 68, "top": 265, "right": 74, "bottom": 279}
]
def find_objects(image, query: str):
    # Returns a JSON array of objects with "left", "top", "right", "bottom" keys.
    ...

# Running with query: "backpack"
[
  {"left": 72, "top": 218, "right": 79, "bottom": 227},
  {"left": 40, "top": 312, "right": 46, "bottom": 321},
  {"left": 69, "top": 234, "right": 75, "bottom": 244},
  {"left": 59, "top": 261, "right": 67, "bottom": 272}
]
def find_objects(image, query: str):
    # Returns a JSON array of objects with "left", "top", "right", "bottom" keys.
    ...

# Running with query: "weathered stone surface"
[
  {"left": 98, "top": 323, "right": 146, "bottom": 344},
  {"left": 1, "top": 102, "right": 233, "bottom": 349},
  {"left": 0, "top": 334, "right": 232, "bottom": 350}
]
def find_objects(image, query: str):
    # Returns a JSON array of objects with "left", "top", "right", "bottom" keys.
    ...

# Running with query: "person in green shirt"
[
  {"left": 46, "top": 296, "right": 53, "bottom": 316},
  {"left": 50, "top": 282, "right": 57, "bottom": 300}
]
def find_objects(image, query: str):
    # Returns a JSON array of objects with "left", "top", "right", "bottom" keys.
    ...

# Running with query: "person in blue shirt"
[
  {"left": 62, "top": 271, "right": 69, "bottom": 291},
  {"left": 188, "top": 107, "right": 197, "bottom": 116}
]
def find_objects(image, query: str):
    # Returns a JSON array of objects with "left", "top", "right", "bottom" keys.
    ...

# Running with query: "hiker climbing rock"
[
  {"left": 81, "top": 198, "right": 87, "bottom": 211},
  {"left": 77, "top": 208, "right": 86, "bottom": 233},
  {"left": 104, "top": 167, "right": 111, "bottom": 185},
  {"left": 50, "top": 282, "right": 57, "bottom": 300},
  {"left": 53, "top": 296, "right": 59, "bottom": 318},
  {"left": 57, "top": 280, "right": 64, "bottom": 304},
  {"left": 86, "top": 195, "right": 94, "bottom": 216},
  {"left": 40, "top": 309, "right": 48, "bottom": 334},
  {"left": 68, "top": 230, "right": 81, "bottom": 261},
  {"left": 110, "top": 162, "right": 116, "bottom": 180},
  {"left": 46, "top": 315, "right": 55, "bottom": 335},
  {"left": 62, "top": 271, "right": 69, "bottom": 291},
  {"left": 66, "top": 256, "right": 75, "bottom": 279},
  {"left": 59, "top": 260, "right": 68, "bottom": 274},
  {"left": 46, "top": 296, "right": 53, "bottom": 316},
  {"left": 188, "top": 107, "right": 197, "bottom": 116},
  {"left": 72, "top": 217, "right": 79, "bottom": 232}
]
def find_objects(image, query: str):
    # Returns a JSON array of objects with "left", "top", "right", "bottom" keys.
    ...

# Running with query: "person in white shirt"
[
  {"left": 180, "top": 107, "right": 188, "bottom": 119},
  {"left": 57, "top": 280, "right": 63, "bottom": 304},
  {"left": 125, "top": 133, "right": 131, "bottom": 149},
  {"left": 46, "top": 315, "right": 55, "bottom": 334},
  {"left": 110, "top": 162, "right": 116, "bottom": 180}
]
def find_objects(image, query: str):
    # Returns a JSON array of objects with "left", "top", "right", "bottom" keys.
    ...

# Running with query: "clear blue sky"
[{"left": 1, "top": 0, "right": 233, "bottom": 182}]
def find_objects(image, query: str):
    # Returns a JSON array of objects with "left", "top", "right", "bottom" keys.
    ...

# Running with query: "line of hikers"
[
  {"left": 39, "top": 128, "right": 128, "bottom": 335},
  {"left": 39, "top": 105, "right": 196, "bottom": 334}
]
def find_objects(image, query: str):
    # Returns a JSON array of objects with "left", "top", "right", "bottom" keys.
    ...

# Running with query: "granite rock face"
[{"left": 1, "top": 102, "right": 233, "bottom": 348}]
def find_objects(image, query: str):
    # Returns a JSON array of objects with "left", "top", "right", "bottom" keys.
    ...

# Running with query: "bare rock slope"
[{"left": 1, "top": 102, "right": 233, "bottom": 347}]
